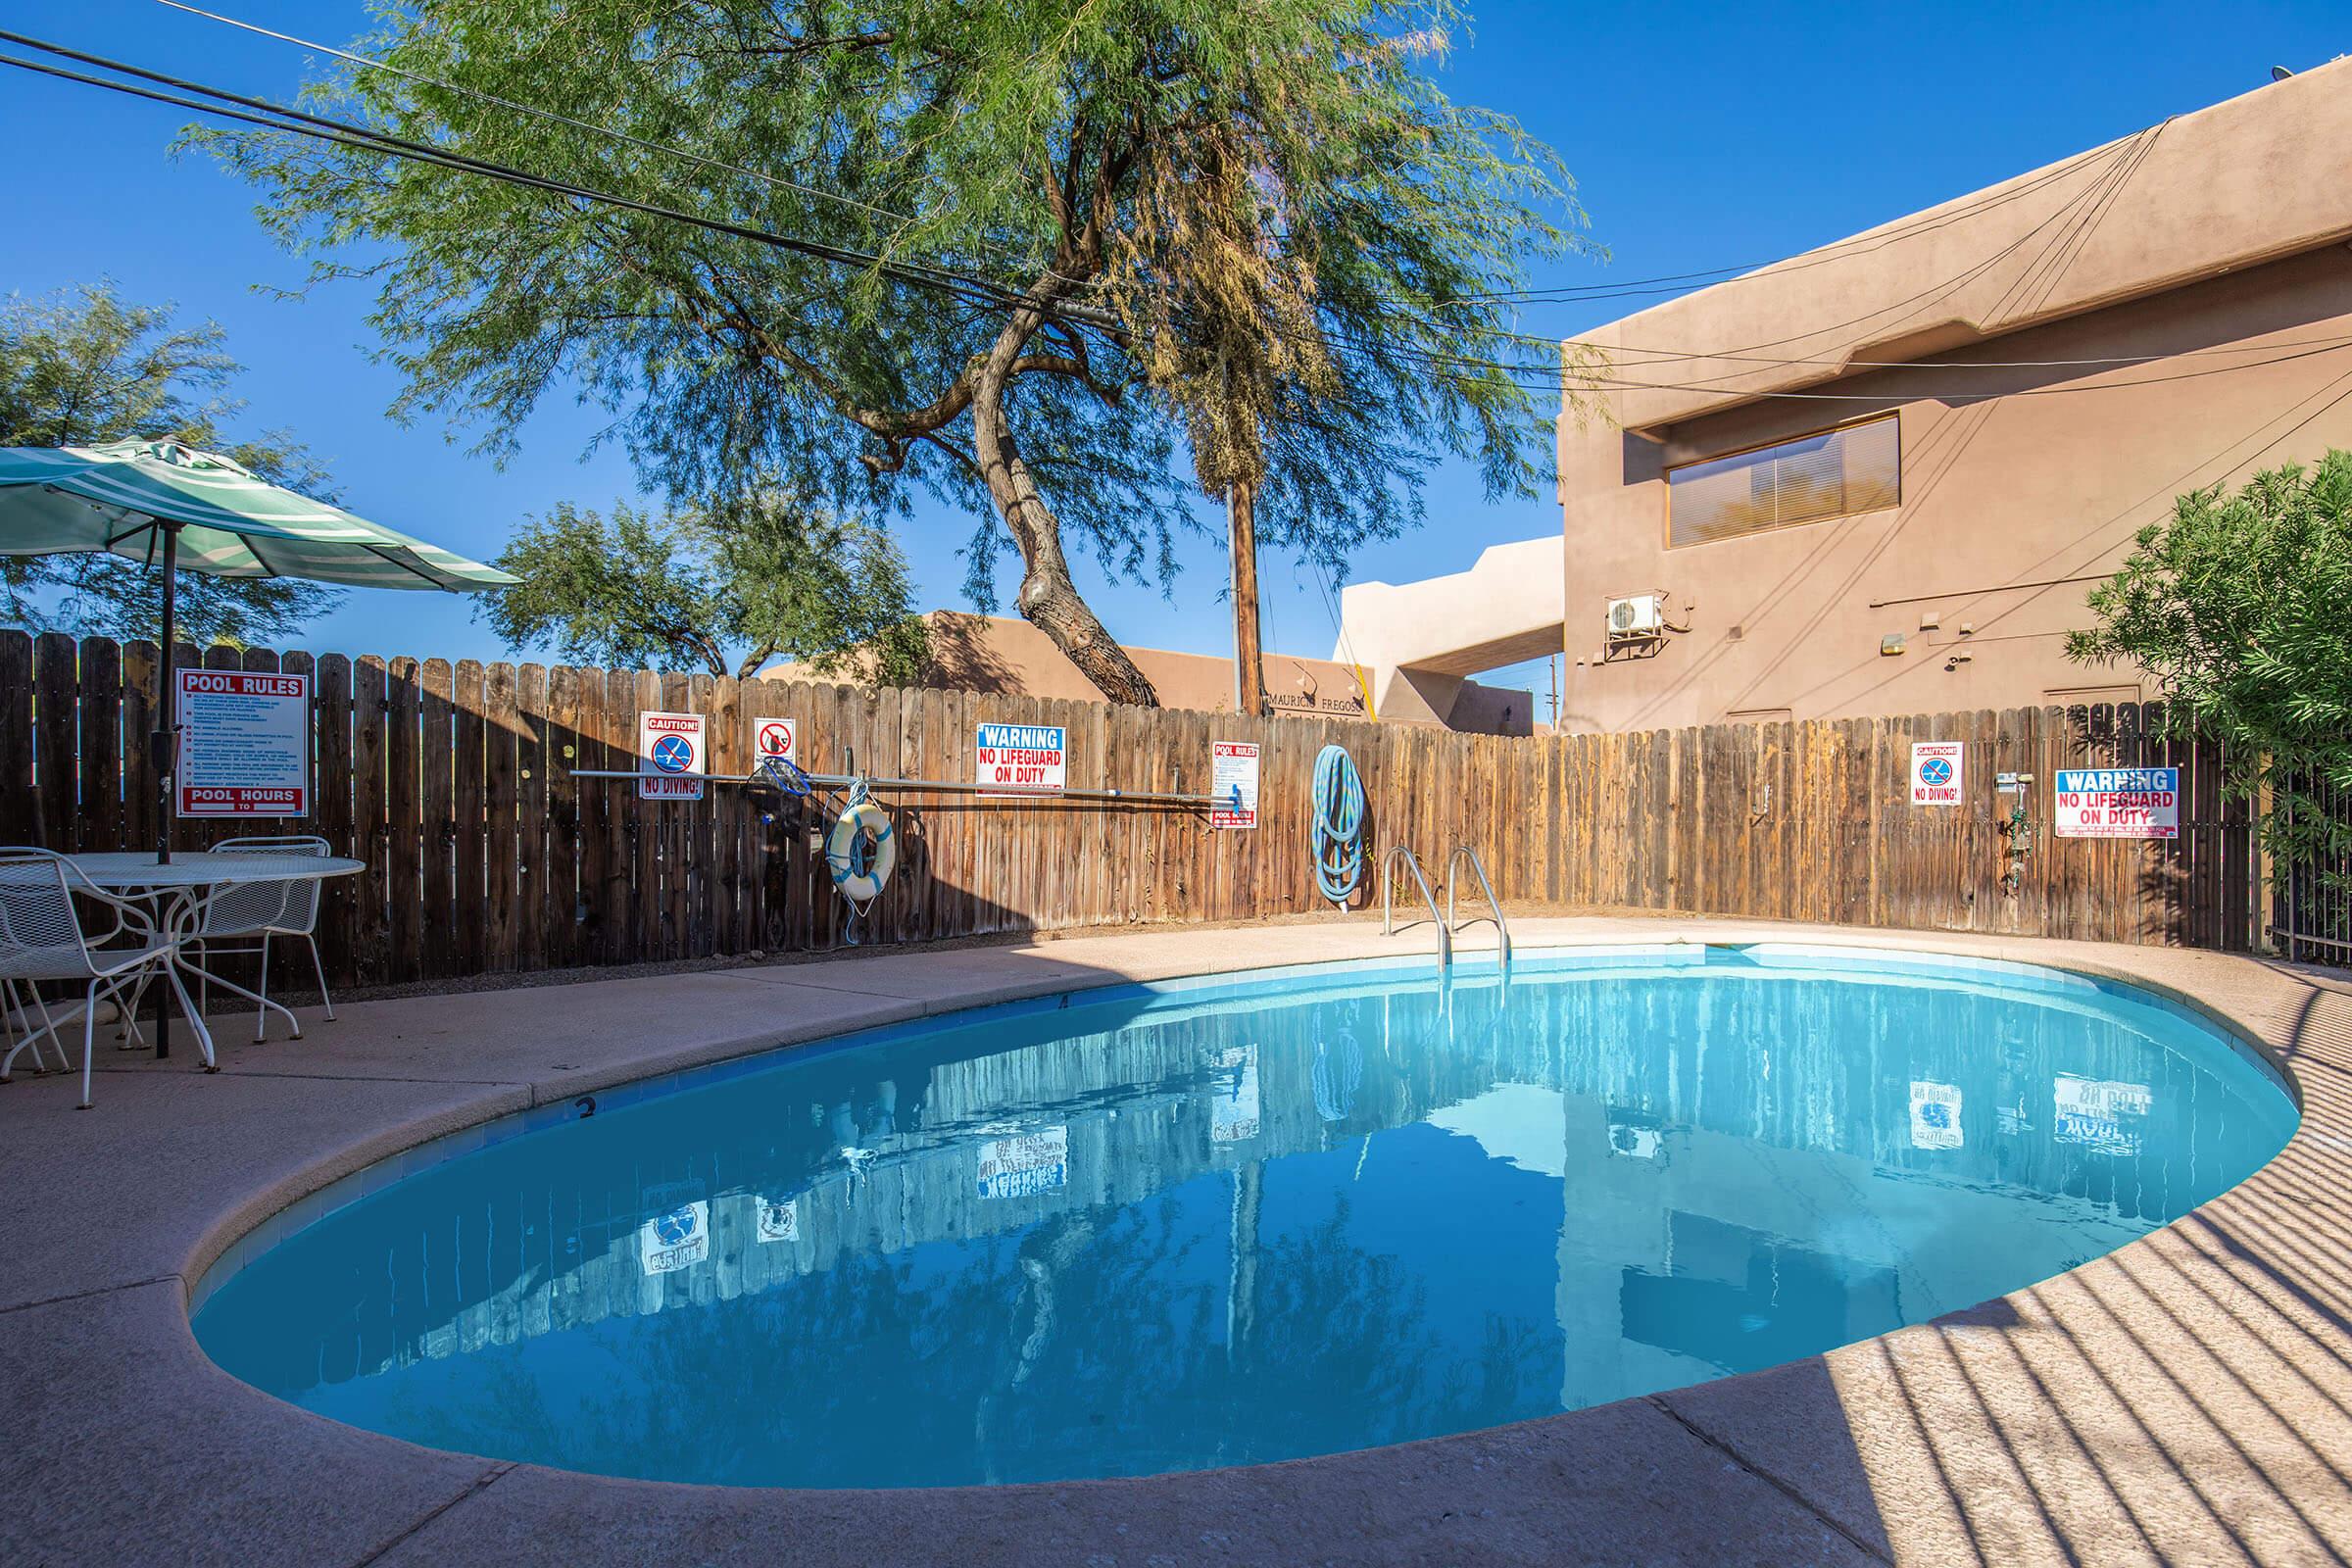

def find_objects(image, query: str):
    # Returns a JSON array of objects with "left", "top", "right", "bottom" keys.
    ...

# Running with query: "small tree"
[
  {"left": 2068, "top": 451, "right": 2352, "bottom": 885},
  {"left": 0, "top": 282, "right": 343, "bottom": 645},
  {"left": 484, "top": 493, "right": 930, "bottom": 682}
]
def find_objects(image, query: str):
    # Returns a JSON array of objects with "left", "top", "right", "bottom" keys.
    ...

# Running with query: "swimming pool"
[{"left": 191, "top": 944, "right": 2296, "bottom": 1489}]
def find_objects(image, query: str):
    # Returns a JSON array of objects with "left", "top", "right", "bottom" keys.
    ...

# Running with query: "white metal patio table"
[{"left": 63, "top": 852, "right": 364, "bottom": 1061}]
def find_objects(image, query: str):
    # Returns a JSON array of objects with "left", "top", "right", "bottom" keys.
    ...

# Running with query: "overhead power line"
[
  {"left": 157, "top": 0, "right": 2170, "bottom": 338},
  {"left": 0, "top": 30, "right": 1128, "bottom": 336},
  {"left": 149, "top": 0, "right": 917, "bottom": 230},
  {"left": 131, "top": 0, "right": 2237, "bottom": 387},
  {"left": 1343, "top": 331, "right": 2352, "bottom": 405},
  {"left": 149, "top": 0, "right": 1115, "bottom": 296},
  {"left": 16, "top": 25, "right": 2330, "bottom": 421},
  {"left": 1416, "top": 136, "right": 2133, "bottom": 313}
]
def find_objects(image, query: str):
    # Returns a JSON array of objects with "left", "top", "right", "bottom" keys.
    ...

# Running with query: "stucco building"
[
  {"left": 1338, "top": 59, "right": 2352, "bottom": 734},
  {"left": 771, "top": 612, "right": 1539, "bottom": 734}
]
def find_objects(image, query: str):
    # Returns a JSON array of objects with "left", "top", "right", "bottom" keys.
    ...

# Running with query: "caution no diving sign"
[
  {"left": 639, "top": 710, "right": 706, "bottom": 802},
  {"left": 1910, "top": 742, "right": 1964, "bottom": 807}
]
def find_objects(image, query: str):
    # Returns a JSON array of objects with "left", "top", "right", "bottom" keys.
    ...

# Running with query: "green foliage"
[
  {"left": 2068, "top": 451, "right": 2352, "bottom": 882},
  {"left": 484, "top": 495, "right": 931, "bottom": 682},
  {"left": 199, "top": 0, "right": 1584, "bottom": 701},
  {"left": 0, "top": 282, "right": 343, "bottom": 646}
]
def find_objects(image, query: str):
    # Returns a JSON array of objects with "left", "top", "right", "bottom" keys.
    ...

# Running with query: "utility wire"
[
  {"left": 1302, "top": 132, "right": 2149, "bottom": 407},
  {"left": 147, "top": 0, "right": 1107, "bottom": 296},
  {"left": 1411, "top": 137, "right": 2132, "bottom": 311},
  {"left": 1340, "top": 332, "right": 2352, "bottom": 404},
  {"left": 151, "top": 0, "right": 916, "bottom": 229},
  {"left": 126, "top": 1, "right": 2248, "bottom": 386},
  {"left": 16, "top": 29, "right": 2327, "bottom": 418},
  {"left": 148, "top": 0, "right": 2153, "bottom": 336},
  {"left": 0, "top": 31, "right": 1129, "bottom": 336}
]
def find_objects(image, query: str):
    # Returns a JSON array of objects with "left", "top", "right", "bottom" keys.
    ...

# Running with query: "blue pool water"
[{"left": 192, "top": 946, "right": 2295, "bottom": 1489}]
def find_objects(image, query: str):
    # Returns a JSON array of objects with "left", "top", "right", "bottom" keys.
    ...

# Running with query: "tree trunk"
[
  {"left": 1228, "top": 477, "right": 1265, "bottom": 716},
  {"left": 971, "top": 299, "right": 1159, "bottom": 707}
]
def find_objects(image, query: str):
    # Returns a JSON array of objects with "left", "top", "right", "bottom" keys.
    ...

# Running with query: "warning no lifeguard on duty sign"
[
  {"left": 975, "top": 722, "right": 1065, "bottom": 791},
  {"left": 2054, "top": 767, "right": 2180, "bottom": 839}
]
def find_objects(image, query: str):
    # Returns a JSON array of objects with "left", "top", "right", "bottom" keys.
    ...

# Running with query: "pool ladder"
[{"left": 1380, "top": 845, "right": 1511, "bottom": 970}]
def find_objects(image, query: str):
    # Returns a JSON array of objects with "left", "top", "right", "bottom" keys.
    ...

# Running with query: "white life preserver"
[{"left": 825, "top": 798, "right": 896, "bottom": 905}]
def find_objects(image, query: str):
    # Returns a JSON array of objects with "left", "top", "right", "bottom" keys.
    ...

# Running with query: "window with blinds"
[{"left": 1667, "top": 416, "right": 1900, "bottom": 548}]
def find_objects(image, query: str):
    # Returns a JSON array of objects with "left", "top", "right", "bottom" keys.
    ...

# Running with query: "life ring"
[{"left": 825, "top": 798, "right": 896, "bottom": 905}]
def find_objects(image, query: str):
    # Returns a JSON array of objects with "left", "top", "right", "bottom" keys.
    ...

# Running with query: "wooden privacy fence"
[{"left": 0, "top": 629, "right": 2287, "bottom": 994}]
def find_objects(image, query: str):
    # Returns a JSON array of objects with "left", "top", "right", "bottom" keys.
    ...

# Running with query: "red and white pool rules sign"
[
  {"left": 2054, "top": 767, "right": 2180, "bottom": 839},
  {"left": 1910, "top": 741, "right": 1965, "bottom": 807},
  {"left": 638, "top": 710, "right": 707, "bottom": 801},
  {"left": 975, "top": 722, "right": 1065, "bottom": 792},
  {"left": 1210, "top": 741, "right": 1259, "bottom": 829},
  {"left": 175, "top": 668, "right": 309, "bottom": 817}
]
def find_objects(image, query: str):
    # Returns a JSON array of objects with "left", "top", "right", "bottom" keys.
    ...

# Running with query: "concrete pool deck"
[{"left": 3, "top": 915, "right": 2348, "bottom": 1567}]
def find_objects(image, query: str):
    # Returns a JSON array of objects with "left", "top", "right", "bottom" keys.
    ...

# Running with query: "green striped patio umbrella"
[
  {"left": 0, "top": 438, "right": 514, "bottom": 865},
  {"left": 0, "top": 438, "right": 515, "bottom": 591}
]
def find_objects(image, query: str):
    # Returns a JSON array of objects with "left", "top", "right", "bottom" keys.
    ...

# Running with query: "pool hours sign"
[
  {"left": 176, "top": 669, "right": 309, "bottom": 817},
  {"left": 975, "top": 722, "right": 1065, "bottom": 792}
]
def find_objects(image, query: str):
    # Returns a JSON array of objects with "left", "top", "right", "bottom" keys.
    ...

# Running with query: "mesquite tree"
[
  {"left": 204, "top": 0, "right": 1581, "bottom": 703},
  {"left": 483, "top": 495, "right": 930, "bottom": 682}
]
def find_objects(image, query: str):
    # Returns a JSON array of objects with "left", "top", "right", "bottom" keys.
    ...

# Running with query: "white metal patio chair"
[
  {"left": 188, "top": 836, "right": 336, "bottom": 1043},
  {"left": 0, "top": 849, "right": 211, "bottom": 1107},
  {"left": 3, "top": 974, "right": 68, "bottom": 1075}
]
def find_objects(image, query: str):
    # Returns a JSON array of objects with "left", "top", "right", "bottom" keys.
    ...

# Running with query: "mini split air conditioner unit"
[{"left": 1606, "top": 593, "right": 1665, "bottom": 641}]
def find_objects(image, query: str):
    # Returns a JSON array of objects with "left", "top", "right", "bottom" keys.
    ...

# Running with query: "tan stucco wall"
[
  {"left": 1574, "top": 59, "right": 2352, "bottom": 430},
  {"left": 769, "top": 612, "right": 1537, "bottom": 733},
  {"left": 1553, "top": 62, "right": 2352, "bottom": 733}
]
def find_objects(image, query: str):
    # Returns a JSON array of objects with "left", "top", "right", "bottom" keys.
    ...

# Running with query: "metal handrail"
[
  {"left": 569, "top": 767, "right": 1215, "bottom": 807},
  {"left": 1380, "top": 846, "right": 1451, "bottom": 969},
  {"left": 1445, "top": 846, "right": 1512, "bottom": 966}
]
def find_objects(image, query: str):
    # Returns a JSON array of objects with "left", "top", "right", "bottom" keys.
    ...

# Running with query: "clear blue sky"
[{"left": 3, "top": 1, "right": 2344, "bottom": 705}]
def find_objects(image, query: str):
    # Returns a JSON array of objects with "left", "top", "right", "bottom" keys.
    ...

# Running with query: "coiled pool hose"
[{"left": 1311, "top": 745, "right": 1366, "bottom": 907}]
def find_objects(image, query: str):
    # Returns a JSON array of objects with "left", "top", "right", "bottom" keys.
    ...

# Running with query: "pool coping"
[{"left": 5, "top": 914, "right": 2350, "bottom": 1567}]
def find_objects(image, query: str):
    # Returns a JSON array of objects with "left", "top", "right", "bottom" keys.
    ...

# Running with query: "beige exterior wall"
[
  {"left": 1553, "top": 60, "right": 2352, "bottom": 733},
  {"left": 770, "top": 612, "right": 1539, "bottom": 734}
]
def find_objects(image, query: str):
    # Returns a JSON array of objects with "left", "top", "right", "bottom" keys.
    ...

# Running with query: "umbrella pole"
[{"left": 151, "top": 523, "right": 178, "bottom": 1060}]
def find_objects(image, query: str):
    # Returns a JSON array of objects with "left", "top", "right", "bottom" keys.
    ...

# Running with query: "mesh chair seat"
[
  {"left": 0, "top": 849, "right": 212, "bottom": 1105},
  {"left": 198, "top": 839, "right": 329, "bottom": 940},
  {"left": 200, "top": 879, "right": 298, "bottom": 940},
  {"left": 186, "top": 837, "right": 337, "bottom": 1043},
  {"left": 4, "top": 940, "right": 176, "bottom": 982}
]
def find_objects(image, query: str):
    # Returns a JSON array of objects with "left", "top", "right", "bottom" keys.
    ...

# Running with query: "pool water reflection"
[{"left": 192, "top": 946, "right": 2295, "bottom": 1488}]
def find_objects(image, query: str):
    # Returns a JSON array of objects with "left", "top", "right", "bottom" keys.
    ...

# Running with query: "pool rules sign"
[
  {"left": 175, "top": 668, "right": 309, "bottom": 817},
  {"left": 638, "top": 710, "right": 707, "bottom": 801},
  {"left": 1210, "top": 741, "right": 1259, "bottom": 829}
]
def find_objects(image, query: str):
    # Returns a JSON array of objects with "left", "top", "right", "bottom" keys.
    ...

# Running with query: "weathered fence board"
[{"left": 0, "top": 629, "right": 2328, "bottom": 992}]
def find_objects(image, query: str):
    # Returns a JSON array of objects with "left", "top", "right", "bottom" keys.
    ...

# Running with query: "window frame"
[{"left": 1662, "top": 413, "right": 1903, "bottom": 551}]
